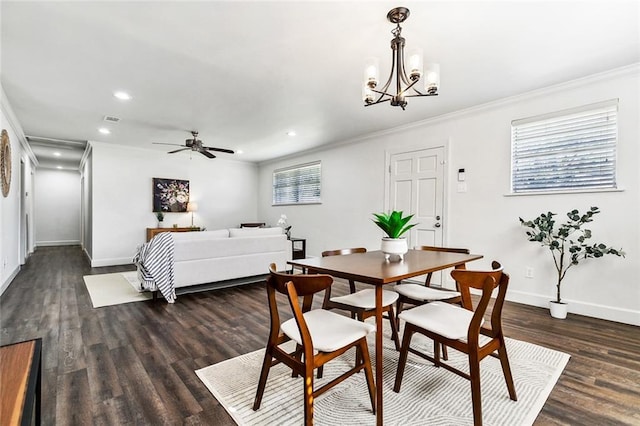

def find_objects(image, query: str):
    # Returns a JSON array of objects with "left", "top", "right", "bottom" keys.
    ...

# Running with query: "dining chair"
[
  {"left": 393, "top": 263, "right": 517, "bottom": 426},
  {"left": 393, "top": 245, "right": 471, "bottom": 317},
  {"left": 253, "top": 264, "right": 376, "bottom": 425},
  {"left": 321, "top": 247, "right": 401, "bottom": 351}
]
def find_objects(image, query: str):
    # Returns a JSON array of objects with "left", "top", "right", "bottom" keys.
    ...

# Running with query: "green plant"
[
  {"left": 519, "top": 206, "right": 624, "bottom": 303},
  {"left": 155, "top": 211, "right": 164, "bottom": 221},
  {"left": 372, "top": 210, "right": 417, "bottom": 239}
]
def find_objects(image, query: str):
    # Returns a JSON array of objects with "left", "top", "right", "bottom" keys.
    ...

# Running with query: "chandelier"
[{"left": 363, "top": 7, "right": 440, "bottom": 110}]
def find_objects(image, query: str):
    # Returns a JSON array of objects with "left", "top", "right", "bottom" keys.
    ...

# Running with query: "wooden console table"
[
  {"left": 147, "top": 227, "right": 201, "bottom": 242},
  {"left": 0, "top": 338, "right": 42, "bottom": 426}
]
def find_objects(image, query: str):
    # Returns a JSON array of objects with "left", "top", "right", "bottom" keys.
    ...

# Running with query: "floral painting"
[{"left": 153, "top": 178, "right": 190, "bottom": 212}]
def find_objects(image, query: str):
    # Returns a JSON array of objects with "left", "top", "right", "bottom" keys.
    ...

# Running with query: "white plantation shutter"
[
  {"left": 273, "top": 161, "right": 321, "bottom": 205},
  {"left": 511, "top": 100, "right": 618, "bottom": 193}
]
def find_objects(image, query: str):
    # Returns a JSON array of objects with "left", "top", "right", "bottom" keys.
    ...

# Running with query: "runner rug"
[{"left": 196, "top": 326, "right": 570, "bottom": 425}]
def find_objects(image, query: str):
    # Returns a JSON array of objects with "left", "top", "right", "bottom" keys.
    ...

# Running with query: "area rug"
[
  {"left": 83, "top": 271, "right": 152, "bottom": 308},
  {"left": 196, "top": 325, "right": 570, "bottom": 426}
]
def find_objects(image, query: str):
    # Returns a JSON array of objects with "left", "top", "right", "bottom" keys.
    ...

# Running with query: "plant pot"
[
  {"left": 381, "top": 237, "right": 408, "bottom": 261},
  {"left": 549, "top": 301, "right": 568, "bottom": 319},
  {"left": 158, "top": 221, "right": 165, "bottom": 228}
]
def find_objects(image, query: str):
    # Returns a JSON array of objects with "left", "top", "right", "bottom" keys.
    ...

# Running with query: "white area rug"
[
  {"left": 83, "top": 271, "right": 152, "bottom": 308},
  {"left": 196, "top": 324, "right": 570, "bottom": 425}
]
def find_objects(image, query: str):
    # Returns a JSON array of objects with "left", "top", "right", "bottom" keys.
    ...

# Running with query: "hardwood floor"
[{"left": 1, "top": 246, "right": 638, "bottom": 425}]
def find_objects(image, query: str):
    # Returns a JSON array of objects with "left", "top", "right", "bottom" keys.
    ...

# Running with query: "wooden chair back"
[
  {"left": 451, "top": 261, "right": 501, "bottom": 310},
  {"left": 266, "top": 263, "right": 333, "bottom": 322},
  {"left": 322, "top": 247, "right": 367, "bottom": 257},
  {"left": 450, "top": 261, "right": 507, "bottom": 345}
]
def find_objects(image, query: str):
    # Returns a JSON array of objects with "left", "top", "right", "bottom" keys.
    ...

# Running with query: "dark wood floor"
[{"left": 1, "top": 246, "right": 638, "bottom": 425}]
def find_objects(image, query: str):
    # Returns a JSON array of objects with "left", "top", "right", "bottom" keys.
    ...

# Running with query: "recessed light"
[
  {"left": 98, "top": 127, "right": 111, "bottom": 134},
  {"left": 113, "top": 91, "right": 131, "bottom": 101},
  {"left": 56, "top": 166, "right": 63, "bottom": 169},
  {"left": 236, "top": 150, "right": 244, "bottom": 155},
  {"left": 53, "top": 152, "right": 61, "bottom": 157},
  {"left": 287, "top": 131, "right": 296, "bottom": 137}
]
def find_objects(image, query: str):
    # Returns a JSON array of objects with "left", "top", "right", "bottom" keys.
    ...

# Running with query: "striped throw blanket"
[{"left": 133, "top": 232, "right": 176, "bottom": 303}]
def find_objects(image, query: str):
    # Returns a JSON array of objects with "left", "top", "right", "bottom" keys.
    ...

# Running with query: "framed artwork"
[
  {"left": 153, "top": 178, "right": 190, "bottom": 212},
  {"left": 1, "top": 129, "right": 11, "bottom": 198}
]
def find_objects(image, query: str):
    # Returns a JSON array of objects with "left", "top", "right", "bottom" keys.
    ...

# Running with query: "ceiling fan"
[{"left": 153, "top": 131, "right": 234, "bottom": 159}]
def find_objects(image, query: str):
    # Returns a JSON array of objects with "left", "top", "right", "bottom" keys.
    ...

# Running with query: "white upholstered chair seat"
[
  {"left": 398, "top": 301, "right": 484, "bottom": 340},
  {"left": 393, "top": 283, "right": 460, "bottom": 301},
  {"left": 281, "top": 309, "right": 376, "bottom": 352},
  {"left": 330, "top": 288, "right": 399, "bottom": 310}
]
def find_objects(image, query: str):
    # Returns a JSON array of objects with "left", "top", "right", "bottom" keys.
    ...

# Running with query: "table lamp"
[{"left": 187, "top": 202, "right": 198, "bottom": 227}]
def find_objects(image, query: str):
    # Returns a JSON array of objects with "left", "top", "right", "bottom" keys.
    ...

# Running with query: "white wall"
[
  {"left": 1, "top": 86, "right": 36, "bottom": 295},
  {"left": 257, "top": 65, "right": 640, "bottom": 325},
  {"left": 89, "top": 141, "right": 259, "bottom": 266},
  {"left": 34, "top": 168, "right": 81, "bottom": 246}
]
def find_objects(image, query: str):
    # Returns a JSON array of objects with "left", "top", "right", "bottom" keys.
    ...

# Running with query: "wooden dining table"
[{"left": 288, "top": 249, "right": 483, "bottom": 425}]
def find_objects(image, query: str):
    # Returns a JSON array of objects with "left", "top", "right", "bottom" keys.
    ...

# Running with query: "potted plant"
[
  {"left": 155, "top": 211, "right": 165, "bottom": 228},
  {"left": 372, "top": 210, "right": 417, "bottom": 261},
  {"left": 519, "top": 206, "right": 624, "bottom": 319}
]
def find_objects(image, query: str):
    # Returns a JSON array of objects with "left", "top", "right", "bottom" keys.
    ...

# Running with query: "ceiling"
[{"left": 2, "top": 1, "right": 639, "bottom": 168}]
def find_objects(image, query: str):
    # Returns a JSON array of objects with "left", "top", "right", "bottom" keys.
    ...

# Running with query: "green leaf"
[{"left": 372, "top": 210, "right": 417, "bottom": 238}]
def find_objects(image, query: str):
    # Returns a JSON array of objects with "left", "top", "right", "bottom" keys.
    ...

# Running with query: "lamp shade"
[{"left": 186, "top": 202, "right": 198, "bottom": 212}]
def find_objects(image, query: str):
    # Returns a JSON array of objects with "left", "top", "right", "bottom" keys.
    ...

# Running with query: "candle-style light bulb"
[{"left": 424, "top": 63, "right": 440, "bottom": 94}]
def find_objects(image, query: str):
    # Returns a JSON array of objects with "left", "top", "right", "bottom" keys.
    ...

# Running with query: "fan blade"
[
  {"left": 200, "top": 150, "right": 216, "bottom": 159},
  {"left": 168, "top": 148, "right": 190, "bottom": 154},
  {"left": 153, "top": 142, "right": 183, "bottom": 147},
  {"left": 204, "top": 146, "right": 235, "bottom": 154}
]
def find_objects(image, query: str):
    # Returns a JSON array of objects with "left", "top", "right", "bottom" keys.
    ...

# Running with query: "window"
[
  {"left": 272, "top": 161, "right": 321, "bottom": 205},
  {"left": 511, "top": 100, "right": 618, "bottom": 193}
]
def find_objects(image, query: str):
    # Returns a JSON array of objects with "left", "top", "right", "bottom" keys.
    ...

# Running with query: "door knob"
[
  {"left": 434, "top": 222, "right": 441, "bottom": 228},
  {"left": 435, "top": 215, "right": 441, "bottom": 220}
]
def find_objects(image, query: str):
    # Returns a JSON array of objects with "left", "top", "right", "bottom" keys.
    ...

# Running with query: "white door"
[{"left": 387, "top": 146, "right": 446, "bottom": 283}]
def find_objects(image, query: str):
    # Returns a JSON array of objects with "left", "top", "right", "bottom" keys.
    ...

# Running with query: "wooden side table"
[
  {"left": 146, "top": 227, "right": 201, "bottom": 242},
  {"left": 0, "top": 338, "right": 42, "bottom": 426}
]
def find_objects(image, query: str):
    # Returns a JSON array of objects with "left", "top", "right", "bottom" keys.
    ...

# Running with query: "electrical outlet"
[{"left": 525, "top": 267, "right": 534, "bottom": 278}]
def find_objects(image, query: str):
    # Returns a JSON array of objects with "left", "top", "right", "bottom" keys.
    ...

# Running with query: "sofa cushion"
[
  {"left": 168, "top": 229, "right": 229, "bottom": 241},
  {"left": 228, "top": 227, "right": 283, "bottom": 237},
  {"left": 172, "top": 234, "right": 288, "bottom": 261}
]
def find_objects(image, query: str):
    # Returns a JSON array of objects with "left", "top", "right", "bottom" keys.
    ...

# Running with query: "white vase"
[
  {"left": 381, "top": 237, "right": 408, "bottom": 261},
  {"left": 549, "top": 301, "right": 568, "bottom": 319},
  {"left": 158, "top": 221, "right": 165, "bottom": 228}
]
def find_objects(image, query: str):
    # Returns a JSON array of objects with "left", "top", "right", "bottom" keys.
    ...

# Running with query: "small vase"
[
  {"left": 549, "top": 301, "right": 568, "bottom": 319},
  {"left": 381, "top": 237, "right": 408, "bottom": 261},
  {"left": 158, "top": 221, "right": 165, "bottom": 228}
]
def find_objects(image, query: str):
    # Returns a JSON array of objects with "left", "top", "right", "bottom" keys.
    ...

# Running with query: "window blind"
[
  {"left": 511, "top": 100, "right": 618, "bottom": 193},
  {"left": 273, "top": 161, "right": 321, "bottom": 205}
]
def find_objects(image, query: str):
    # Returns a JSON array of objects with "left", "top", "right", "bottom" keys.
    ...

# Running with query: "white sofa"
[{"left": 171, "top": 227, "right": 292, "bottom": 289}]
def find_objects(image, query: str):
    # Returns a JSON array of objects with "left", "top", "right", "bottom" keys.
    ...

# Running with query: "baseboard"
[
  {"left": 507, "top": 289, "right": 640, "bottom": 326},
  {"left": 90, "top": 257, "right": 134, "bottom": 267},
  {"left": 0, "top": 265, "right": 21, "bottom": 296},
  {"left": 36, "top": 240, "right": 81, "bottom": 247}
]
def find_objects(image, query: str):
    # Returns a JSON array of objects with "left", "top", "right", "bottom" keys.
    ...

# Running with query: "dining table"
[{"left": 288, "top": 248, "right": 483, "bottom": 425}]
